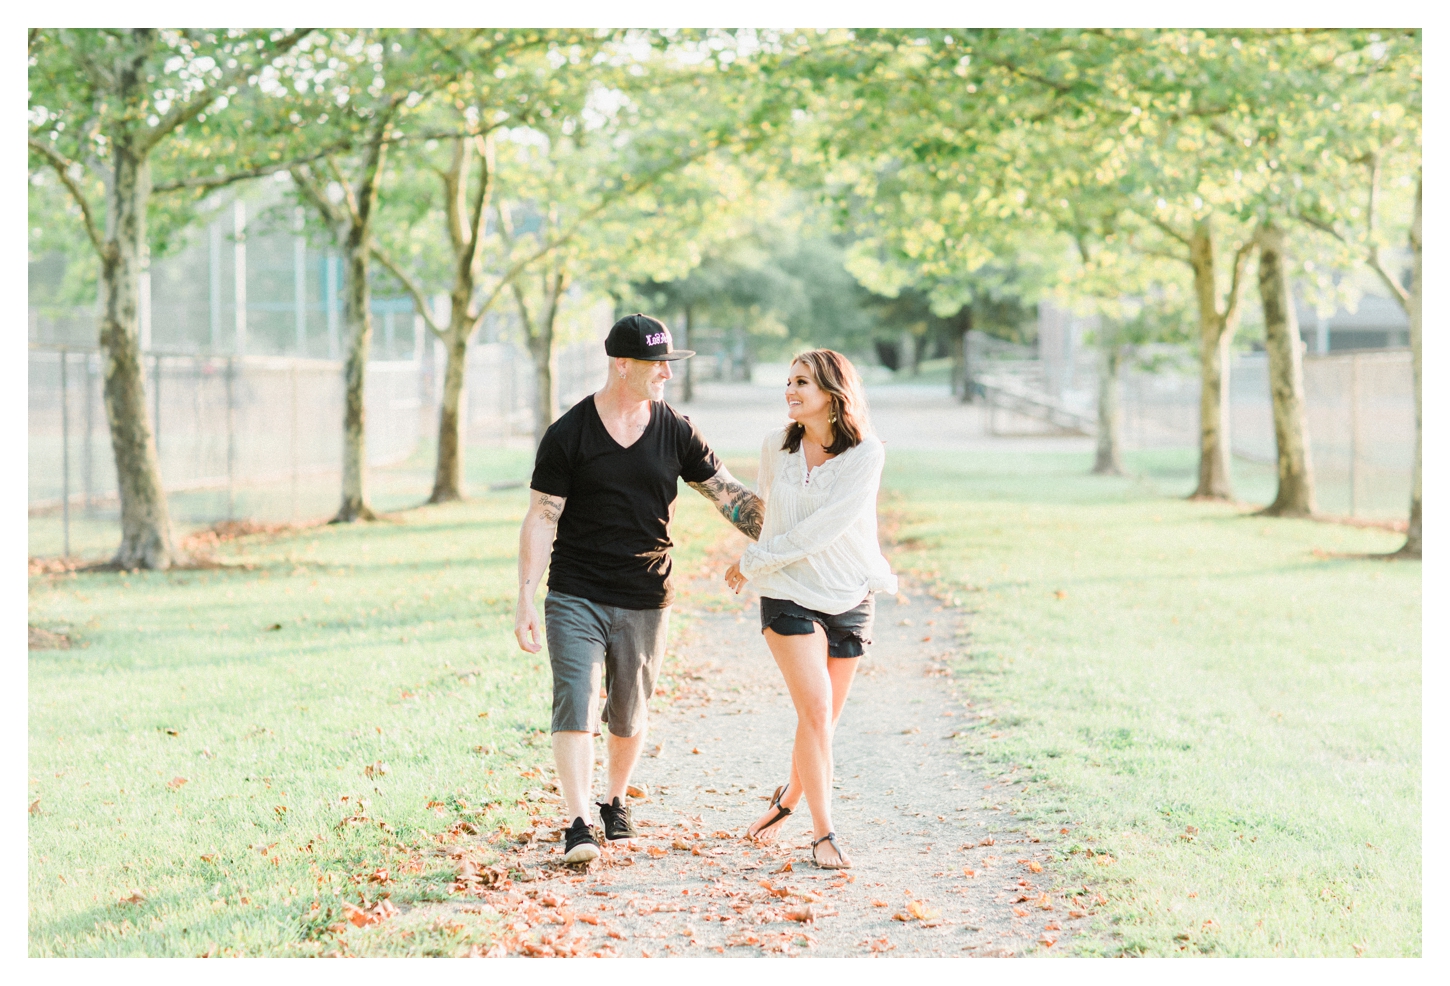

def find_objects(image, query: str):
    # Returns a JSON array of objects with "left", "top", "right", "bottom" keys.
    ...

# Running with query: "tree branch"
[
  {"left": 1363, "top": 152, "right": 1411, "bottom": 307},
  {"left": 475, "top": 142, "right": 715, "bottom": 317},
  {"left": 138, "top": 28, "right": 312, "bottom": 155},
  {"left": 1222, "top": 234, "right": 1258, "bottom": 328},
  {"left": 153, "top": 141, "right": 352, "bottom": 192},
  {"left": 371, "top": 244, "right": 445, "bottom": 339},
  {"left": 461, "top": 133, "right": 494, "bottom": 286},
  {"left": 28, "top": 138, "right": 107, "bottom": 256},
  {"left": 1149, "top": 217, "right": 1192, "bottom": 248},
  {"left": 290, "top": 163, "right": 347, "bottom": 229}
]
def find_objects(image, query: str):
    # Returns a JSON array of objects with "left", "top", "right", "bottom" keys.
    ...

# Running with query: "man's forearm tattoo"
[{"left": 689, "top": 471, "right": 764, "bottom": 540}]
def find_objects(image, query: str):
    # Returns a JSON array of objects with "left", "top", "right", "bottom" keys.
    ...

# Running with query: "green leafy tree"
[
  {"left": 284, "top": 28, "right": 483, "bottom": 521},
  {"left": 359, "top": 30, "right": 602, "bottom": 502},
  {"left": 1286, "top": 31, "right": 1420, "bottom": 549},
  {"left": 28, "top": 27, "right": 310, "bottom": 568}
]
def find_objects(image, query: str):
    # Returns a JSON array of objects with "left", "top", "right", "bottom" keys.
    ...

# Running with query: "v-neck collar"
[{"left": 591, "top": 395, "right": 656, "bottom": 451}]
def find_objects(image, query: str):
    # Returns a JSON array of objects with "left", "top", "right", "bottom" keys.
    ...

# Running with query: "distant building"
[{"left": 1295, "top": 294, "right": 1409, "bottom": 354}]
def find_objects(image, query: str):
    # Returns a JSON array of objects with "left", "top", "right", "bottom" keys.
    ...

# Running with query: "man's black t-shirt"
[{"left": 530, "top": 395, "right": 721, "bottom": 610}]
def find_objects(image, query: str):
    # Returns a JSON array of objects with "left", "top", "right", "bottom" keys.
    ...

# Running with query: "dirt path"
[{"left": 410, "top": 535, "right": 1090, "bottom": 958}]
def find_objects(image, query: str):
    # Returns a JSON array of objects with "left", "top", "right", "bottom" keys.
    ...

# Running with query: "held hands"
[
  {"left": 725, "top": 559, "right": 748, "bottom": 595},
  {"left": 515, "top": 599, "right": 543, "bottom": 653}
]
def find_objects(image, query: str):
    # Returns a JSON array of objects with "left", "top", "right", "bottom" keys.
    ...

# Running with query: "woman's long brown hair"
[{"left": 781, "top": 349, "right": 871, "bottom": 455}]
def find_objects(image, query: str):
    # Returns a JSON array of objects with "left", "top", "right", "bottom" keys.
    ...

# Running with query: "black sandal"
[
  {"left": 811, "top": 832, "right": 851, "bottom": 869},
  {"left": 746, "top": 784, "right": 792, "bottom": 841}
]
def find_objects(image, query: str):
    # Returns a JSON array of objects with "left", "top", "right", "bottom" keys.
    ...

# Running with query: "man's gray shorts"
[{"left": 544, "top": 591, "right": 669, "bottom": 737}]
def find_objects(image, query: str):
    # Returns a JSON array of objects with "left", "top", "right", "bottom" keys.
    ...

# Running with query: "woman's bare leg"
[
  {"left": 778, "top": 652, "right": 859, "bottom": 809},
  {"left": 746, "top": 628, "right": 855, "bottom": 864}
]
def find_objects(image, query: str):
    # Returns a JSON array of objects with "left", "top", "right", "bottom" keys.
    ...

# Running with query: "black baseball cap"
[{"left": 605, "top": 313, "right": 694, "bottom": 361}]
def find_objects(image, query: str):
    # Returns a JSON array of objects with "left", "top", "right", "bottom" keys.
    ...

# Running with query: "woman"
[{"left": 724, "top": 349, "right": 898, "bottom": 869}]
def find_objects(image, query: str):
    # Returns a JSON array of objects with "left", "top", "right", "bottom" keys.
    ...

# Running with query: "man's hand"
[
  {"left": 516, "top": 490, "right": 565, "bottom": 654},
  {"left": 688, "top": 466, "right": 764, "bottom": 540},
  {"left": 725, "top": 559, "right": 748, "bottom": 594},
  {"left": 515, "top": 599, "right": 543, "bottom": 652}
]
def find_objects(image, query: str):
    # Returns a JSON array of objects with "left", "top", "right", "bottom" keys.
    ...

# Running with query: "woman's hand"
[{"left": 725, "top": 560, "right": 748, "bottom": 594}]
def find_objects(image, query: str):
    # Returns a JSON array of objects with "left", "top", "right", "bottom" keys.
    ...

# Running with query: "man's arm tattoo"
[
  {"left": 536, "top": 493, "right": 565, "bottom": 526},
  {"left": 688, "top": 470, "right": 764, "bottom": 540}
]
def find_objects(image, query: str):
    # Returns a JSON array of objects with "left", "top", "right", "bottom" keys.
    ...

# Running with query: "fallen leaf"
[
  {"left": 978, "top": 836, "right": 996, "bottom": 847},
  {"left": 28, "top": 798, "right": 40, "bottom": 815},
  {"left": 963, "top": 868, "right": 975, "bottom": 878},
  {"left": 626, "top": 783, "right": 648, "bottom": 798},
  {"left": 1028, "top": 861, "right": 1043, "bottom": 873},
  {"left": 672, "top": 838, "right": 692, "bottom": 851},
  {"left": 1012, "top": 907, "right": 1028, "bottom": 918},
  {"left": 274, "top": 805, "right": 288, "bottom": 817},
  {"left": 163, "top": 728, "right": 180, "bottom": 737},
  {"left": 120, "top": 892, "right": 146, "bottom": 906},
  {"left": 1044, "top": 921, "right": 1061, "bottom": 931},
  {"left": 901, "top": 726, "right": 921, "bottom": 735},
  {"left": 784, "top": 906, "right": 815, "bottom": 923},
  {"left": 871, "top": 899, "right": 889, "bottom": 908},
  {"left": 1054, "top": 590, "right": 1067, "bottom": 600},
  {"left": 773, "top": 862, "right": 793, "bottom": 874},
  {"left": 1038, "top": 936, "right": 1057, "bottom": 947},
  {"left": 906, "top": 900, "right": 940, "bottom": 921},
  {"left": 691, "top": 747, "right": 702, "bottom": 755},
  {"left": 265, "top": 623, "right": 282, "bottom": 631},
  {"left": 645, "top": 847, "right": 667, "bottom": 858},
  {"left": 1069, "top": 909, "right": 1086, "bottom": 919},
  {"left": 363, "top": 761, "right": 389, "bottom": 779},
  {"left": 167, "top": 777, "right": 188, "bottom": 790}
]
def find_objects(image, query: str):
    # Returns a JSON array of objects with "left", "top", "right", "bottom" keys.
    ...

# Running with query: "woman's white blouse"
[{"left": 739, "top": 428, "right": 899, "bottom": 615}]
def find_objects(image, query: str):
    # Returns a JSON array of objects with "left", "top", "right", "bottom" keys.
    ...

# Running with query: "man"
[{"left": 515, "top": 313, "right": 763, "bottom": 864}]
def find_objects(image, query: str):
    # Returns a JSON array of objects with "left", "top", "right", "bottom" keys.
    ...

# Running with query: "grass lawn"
[
  {"left": 29, "top": 445, "right": 1420, "bottom": 957},
  {"left": 27, "top": 472, "right": 723, "bottom": 957},
  {"left": 884, "top": 448, "right": 1420, "bottom": 957}
]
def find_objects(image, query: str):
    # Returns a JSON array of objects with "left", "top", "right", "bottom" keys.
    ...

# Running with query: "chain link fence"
[
  {"left": 28, "top": 332, "right": 607, "bottom": 559},
  {"left": 973, "top": 336, "right": 1414, "bottom": 521},
  {"left": 1117, "top": 349, "right": 1414, "bottom": 519}
]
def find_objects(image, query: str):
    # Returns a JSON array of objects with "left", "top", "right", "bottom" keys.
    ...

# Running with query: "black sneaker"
[
  {"left": 597, "top": 797, "right": 638, "bottom": 840},
  {"left": 562, "top": 816, "right": 600, "bottom": 864}
]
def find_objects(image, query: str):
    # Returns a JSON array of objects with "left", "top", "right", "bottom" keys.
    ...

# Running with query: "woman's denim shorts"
[{"left": 759, "top": 593, "right": 874, "bottom": 658}]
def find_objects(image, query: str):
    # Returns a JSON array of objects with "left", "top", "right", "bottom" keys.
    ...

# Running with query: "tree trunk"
[
  {"left": 1256, "top": 222, "right": 1316, "bottom": 518},
  {"left": 1190, "top": 220, "right": 1235, "bottom": 500},
  {"left": 904, "top": 330, "right": 920, "bottom": 375},
  {"left": 335, "top": 224, "right": 376, "bottom": 521},
  {"left": 1093, "top": 342, "right": 1126, "bottom": 476},
  {"left": 514, "top": 269, "right": 564, "bottom": 449},
  {"left": 681, "top": 304, "right": 694, "bottom": 402},
  {"left": 949, "top": 330, "right": 965, "bottom": 399},
  {"left": 430, "top": 331, "right": 468, "bottom": 503},
  {"left": 1397, "top": 176, "right": 1422, "bottom": 559},
  {"left": 531, "top": 336, "right": 557, "bottom": 448},
  {"left": 957, "top": 307, "right": 974, "bottom": 403},
  {"left": 101, "top": 131, "right": 176, "bottom": 568},
  {"left": 333, "top": 130, "right": 392, "bottom": 523}
]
